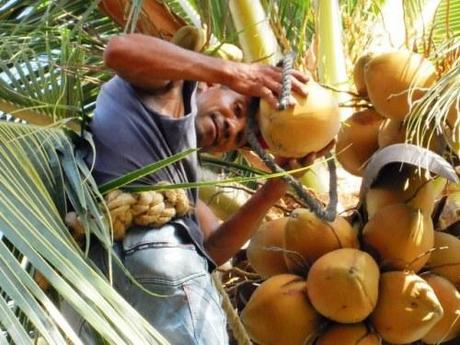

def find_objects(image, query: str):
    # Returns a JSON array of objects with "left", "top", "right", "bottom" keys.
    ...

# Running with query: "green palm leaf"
[
  {"left": 0, "top": 0, "right": 116, "bottom": 126},
  {"left": 0, "top": 122, "right": 170, "bottom": 344}
]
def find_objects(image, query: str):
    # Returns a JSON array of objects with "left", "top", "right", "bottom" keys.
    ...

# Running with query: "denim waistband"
[{"left": 122, "top": 223, "right": 193, "bottom": 253}]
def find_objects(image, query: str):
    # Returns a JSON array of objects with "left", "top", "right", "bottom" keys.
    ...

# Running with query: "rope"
[
  {"left": 212, "top": 53, "right": 339, "bottom": 345},
  {"left": 212, "top": 272, "right": 253, "bottom": 345},
  {"left": 278, "top": 52, "right": 294, "bottom": 110},
  {"left": 245, "top": 53, "right": 338, "bottom": 222}
]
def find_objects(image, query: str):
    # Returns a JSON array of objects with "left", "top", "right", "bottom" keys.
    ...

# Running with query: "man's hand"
[
  {"left": 227, "top": 62, "right": 310, "bottom": 109},
  {"left": 105, "top": 34, "right": 310, "bottom": 106}
]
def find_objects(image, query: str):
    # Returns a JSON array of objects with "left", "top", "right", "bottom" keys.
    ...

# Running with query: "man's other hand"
[{"left": 227, "top": 63, "right": 310, "bottom": 109}]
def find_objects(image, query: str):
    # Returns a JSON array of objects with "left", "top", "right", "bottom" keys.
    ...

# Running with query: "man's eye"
[
  {"left": 236, "top": 131, "right": 244, "bottom": 145},
  {"left": 234, "top": 102, "right": 243, "bottom": 118}
]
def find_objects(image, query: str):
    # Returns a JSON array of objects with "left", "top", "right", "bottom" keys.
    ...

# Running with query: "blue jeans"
[{"left": 63, "top": 224, "right": 229, "bottom": 345}]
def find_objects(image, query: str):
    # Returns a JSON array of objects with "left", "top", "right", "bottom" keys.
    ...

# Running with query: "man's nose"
[{"left": 224, "top": 117, "right": 245, "bottom": 138}]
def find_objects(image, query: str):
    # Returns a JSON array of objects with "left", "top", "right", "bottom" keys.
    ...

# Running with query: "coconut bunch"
[
  {"left": 239, "top": 48, "right": 460, "bottom": 345},
  {"left": 336, "top": 49, "right": 448, "bottom": 177},
  {"left": 360, "top": 165, "right": 460, "bottom": 345},
  {"left": 239, "top": 159, "right": 460, "bottom": 344}
]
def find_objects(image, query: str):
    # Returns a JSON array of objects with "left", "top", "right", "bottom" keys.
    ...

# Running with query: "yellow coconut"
[
  {"left": 171, "top": 25, "right": 206, "bottom": 51},
  {"left": 378, "top": 118, "right": 405, "bottom": 148},
  {"left": 306, "top": 248, "right": 380, "bottom": 323},
  {"left": 258, "top": 81, "right": 340, "bottom": 158},
  {"left": 316, "top": 323, "right": 380, "bottom": 345},
  {"left": 284, "top": 208, "right": 359, "bottom": 273},
  {"left": 363, "top": 203, "right": 434, "bottom": 272},
  {"left": 425, "top": 232, "right": 460, "bottom": 289},
  {"left": 364, "top": 50, "right": 437, "bottom": 121},
  {"left": 353, "top": 53, "right": 375, "bottom": 96},
  {"left": 365, "top": 187, "right": 404, "bottom": 219},
  {"left": 365, "top": 165, "right": 447, "bottom": 218},
  {"left": 365, "top": 178, "right": 447, "bottom": 219},
  {"left": 246, "top": 217, "right": 290, "bottom": 278},
  {"left": 241, "top": 274, "right": 322, "bottom": 345},
  {"left": 378, "top": 118, "right": 445, "bottom": 153},
  {"left": 370, "top": 271, "right": 443, "bottom": 344},
  {"left": 406, "top": 176, "right": 447, "bottom": 215},
  {"left": 422, "top": 274, "right": 460, "bottom": 344},
  {"left": 336, "top": 108, "right": 384, "bottom": 176}
]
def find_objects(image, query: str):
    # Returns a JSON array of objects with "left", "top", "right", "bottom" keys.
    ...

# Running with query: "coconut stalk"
[
  {"left": 315, "top": 0, "right": 349, "bottom": 105},
  {"left": 228, "top": 0, "right": 281, "bottom": 64},
  {"left": 229, "top": 0, "right": 329, "bottom": 195},
  {"left": 311, "top": 0, "right": 351, "bottom": 193}
]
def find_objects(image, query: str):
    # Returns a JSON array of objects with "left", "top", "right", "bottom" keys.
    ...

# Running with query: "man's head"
[{"left": 195, "top": 85, "right": 250, "bottom": 153}]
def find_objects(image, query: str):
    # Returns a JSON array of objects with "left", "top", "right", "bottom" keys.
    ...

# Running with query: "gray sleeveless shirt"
[{"left": 89, "top": 76, "right": 214, "bottom": 268}]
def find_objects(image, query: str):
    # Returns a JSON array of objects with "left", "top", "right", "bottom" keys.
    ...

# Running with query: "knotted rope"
[{"left": 245, "top": 52, "right": 338, "bottom": 222}]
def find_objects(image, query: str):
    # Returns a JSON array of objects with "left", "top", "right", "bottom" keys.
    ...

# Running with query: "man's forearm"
[
  {"left": 204, "top": 178, "right": 288, "bottom": 266},
  {"left": 104, "top": 34, "right": 237, "bottom": 90}
]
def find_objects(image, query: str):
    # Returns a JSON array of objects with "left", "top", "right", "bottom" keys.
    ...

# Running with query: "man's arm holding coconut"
[
  {"left": 199, "top": 146, "right": 334, "bottom": 267},
  {"left": 104, "top": 33, "right": 309, "bottom": 108}
]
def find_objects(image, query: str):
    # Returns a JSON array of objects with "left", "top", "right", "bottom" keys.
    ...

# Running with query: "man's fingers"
[
  {"left": 274, "top": 156, "right": 289, "bottom": 166},
  {"left": 288, "top": 158, "right": 302, "bottom": 170},
  {"left": 267, "top": 65, "right": 283, "bottom": 78},
  {"left": 299, "top": 153, "right": 317, "bottom": 167},
  {"left": 291, "top": 70, "right": 310, "bottom": 83},
  {"left": 317, "top": 139, "right": 336, "bottom": 156},
  {"left": 260, "top": 87, "right": 279, "bottom": 109},
  {"left": 291, "top": 77, "right": 309, "bottom": 97},
  {"left": 263, "top": 78, "right": 282, "bottom": 97}
]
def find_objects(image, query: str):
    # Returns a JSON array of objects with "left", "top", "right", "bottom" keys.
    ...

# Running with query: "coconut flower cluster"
[{"left": 240, "top": 50, "right": 460, "bottom": 345}]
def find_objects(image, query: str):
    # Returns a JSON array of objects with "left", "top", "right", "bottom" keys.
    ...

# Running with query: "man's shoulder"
[
  {"left": 100, "top": 75, "right": 130, "bottom": 95},
  {"left": 96, "top": 76, "right": 139, "bottom": 113}
]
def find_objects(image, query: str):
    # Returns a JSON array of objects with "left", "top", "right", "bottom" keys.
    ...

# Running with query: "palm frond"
[
  {"left": 419, "top": 0, "right": 460, "bottom": 50},
  {"left": 194, "top": 0, "right": 237, "bottom": 43},
  {"left": 0, "top": 122, "right": 170, "bottom": 344},
  {"left": 406, "top": 46, "right": 460, "bottom": 153},
  {"left": 0, "top": 0, "right": 115, "bottom": 126}
]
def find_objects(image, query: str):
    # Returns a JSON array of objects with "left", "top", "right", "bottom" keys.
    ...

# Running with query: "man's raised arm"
[{"left": 103, "top": 34, "right": 309, "bottom": 108}]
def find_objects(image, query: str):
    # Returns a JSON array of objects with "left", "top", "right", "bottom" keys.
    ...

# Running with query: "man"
[{"left": 74, "top": 33, "right": 313, "bottom": 344}]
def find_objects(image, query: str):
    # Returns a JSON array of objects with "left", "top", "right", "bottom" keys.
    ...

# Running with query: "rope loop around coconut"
[
  {"left": 245, "top": 53, "right": 338, "bottom": 222},
  {"left": 278, "top": 51, "right": 295, "bottom": 110}
]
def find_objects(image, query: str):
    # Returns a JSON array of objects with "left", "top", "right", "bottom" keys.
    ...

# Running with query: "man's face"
[{"left": 195, "top": 85, "right": 250, "bottom": 153}]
